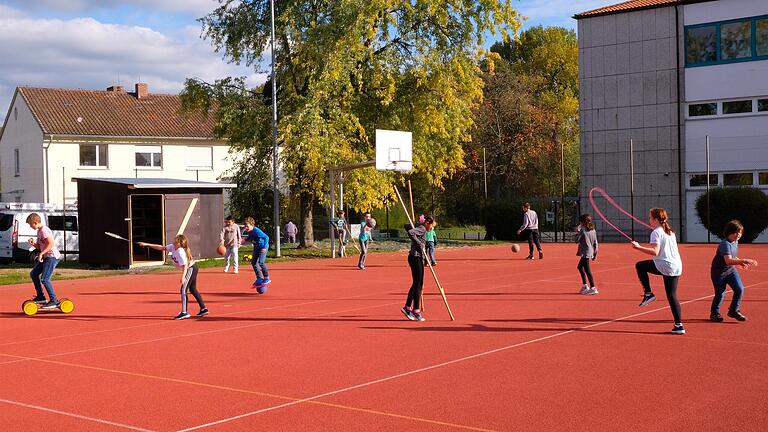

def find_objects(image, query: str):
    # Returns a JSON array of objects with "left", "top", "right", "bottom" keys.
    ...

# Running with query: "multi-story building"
[
  {"left": 0, "top": 83, "right": 235, "bottom": 204},
  {"left": 576, "top": 0, "right": 768, "bottom": 242}
]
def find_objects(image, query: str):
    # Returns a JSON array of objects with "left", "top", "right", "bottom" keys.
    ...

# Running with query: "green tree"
[
  {"left": 463, "top": 25, "right": 579, "bottom": 204},
  {"left": 182, "top": 1, "right": 521, "bottom": 247},
  {"left": 695, "top": 187, "right": 768, "bottom": 243}
]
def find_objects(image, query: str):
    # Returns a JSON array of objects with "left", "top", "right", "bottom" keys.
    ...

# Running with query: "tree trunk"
[{"left": 298, "top": 190, "right": 315, "bottom": 248}]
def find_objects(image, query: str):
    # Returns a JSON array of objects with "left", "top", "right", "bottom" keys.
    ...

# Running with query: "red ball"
[{"left": 217, "top": 245, "right": 226, "bottom": 255}]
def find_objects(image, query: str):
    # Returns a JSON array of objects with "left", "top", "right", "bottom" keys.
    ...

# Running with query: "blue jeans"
[
  {"left": 30, "top": 257, "right": 60, "bottom": 302},
  {"left": 711, "top": 271, "right": 745, "bottom": 314},
  {"left": 425, "top": 241, "right": 436, "bottom": 265},
  {"left": 251, "top": 248, "right": 269, "bottom": 279}
]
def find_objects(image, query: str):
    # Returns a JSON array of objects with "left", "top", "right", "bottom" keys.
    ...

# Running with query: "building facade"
[
  {"left": 576, "top": 0, "right": 768, "bottom": 242},
  {"left": 0, "top": 84, "right": 236, "bottom": 205}
]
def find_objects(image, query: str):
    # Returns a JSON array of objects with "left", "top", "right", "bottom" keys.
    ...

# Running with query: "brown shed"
[{"left": 74, "top": 178, "right": 235, "bottom": 268}]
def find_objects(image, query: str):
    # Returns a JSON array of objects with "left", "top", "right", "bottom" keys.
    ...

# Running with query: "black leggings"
[
  {"left": 577, "top": 257, "right": 594, "bottom": 286},
  {"left": 181, "top": 264, "right": 205, "bottom": 313},
  {"left": 635, "top": 260, "right": 681, "bottom": 323},
  {"left": 405, "top": 254, "right": 424, "bottom": 310}
]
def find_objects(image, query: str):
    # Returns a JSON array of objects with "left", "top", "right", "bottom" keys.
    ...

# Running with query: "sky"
[{"left": 0, "top": 0, "right": 608, "bottom": 118}]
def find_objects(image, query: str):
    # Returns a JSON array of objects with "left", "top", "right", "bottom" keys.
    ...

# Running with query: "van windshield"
[{"left": 0, "top": 213, "right": 14, "bottom": 231}]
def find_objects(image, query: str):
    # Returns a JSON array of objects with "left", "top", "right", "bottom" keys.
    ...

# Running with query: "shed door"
[{"left": 164, "top": 194, "right": 201, "bottom": 259}]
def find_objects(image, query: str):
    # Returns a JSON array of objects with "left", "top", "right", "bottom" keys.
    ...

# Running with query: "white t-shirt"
[
  {"left": 165, "top": 244, "right": 193, "bottom": 269},
  {"left": 649, "top": 227, "right": 682, "bottom": 276}
]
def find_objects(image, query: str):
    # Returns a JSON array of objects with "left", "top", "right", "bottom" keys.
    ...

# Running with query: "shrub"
[{"left": 695, "top": 187, "right": 768, "bottom": 243}]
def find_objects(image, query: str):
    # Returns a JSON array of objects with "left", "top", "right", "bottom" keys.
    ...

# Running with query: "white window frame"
[
  {"left": 134, "top": 145, "right": 163, "bottom": 169},
  {"left": 79, "top": 144, "right": 108, "bottom": 168},
  {"left": 186, "top": 146, "right": 214, "bottom": 171}
]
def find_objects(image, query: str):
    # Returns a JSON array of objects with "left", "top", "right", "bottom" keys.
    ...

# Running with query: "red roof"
[
  {"left": 16, "top": 86, "right": 216, "bottom": 138},
  {"left": 575, "top": 0, "right": 678, "bottom": 19}
]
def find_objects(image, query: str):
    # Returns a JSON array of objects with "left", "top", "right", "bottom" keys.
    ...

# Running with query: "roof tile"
[
  {"left": 17, "top": 86, "right": 216, "bottom": 138},
  {"left": 575, "top": 0, "right": 678, "bottom": 19}
]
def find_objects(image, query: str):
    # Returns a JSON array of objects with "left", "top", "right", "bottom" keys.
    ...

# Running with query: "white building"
[
  {"left": 576, "top": 0, "right": 768, "bottom": 242},
  {"left": 0, "top": 83, "right": 235, "bottom": 204}
]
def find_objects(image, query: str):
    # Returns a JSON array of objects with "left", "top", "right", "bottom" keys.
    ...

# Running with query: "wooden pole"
[{"left": 394, "top": 185, "right": 454, "bottom": 320}]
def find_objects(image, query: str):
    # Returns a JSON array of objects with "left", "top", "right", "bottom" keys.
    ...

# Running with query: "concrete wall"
[
  {"left": 0, "top": 95, "right": 45, "bottom": 202},
  {"left": 578, "top": 6, "right": 684, "bottom": 240},
  {"left": 45, "top": 140, "right": 235, "bottom": 204}
]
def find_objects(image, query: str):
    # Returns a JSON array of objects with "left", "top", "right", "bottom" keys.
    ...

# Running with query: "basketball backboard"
[{"left": 375, "top": 129, "right": 412, "bottom": 172}]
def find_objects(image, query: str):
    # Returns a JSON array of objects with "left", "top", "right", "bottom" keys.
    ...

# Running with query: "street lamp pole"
[{"left": 270, "top": 0, "right": 281, "bottom": 257}]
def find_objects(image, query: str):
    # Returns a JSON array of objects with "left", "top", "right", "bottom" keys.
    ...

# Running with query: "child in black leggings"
[
  {"left": 631, "top": 208, "right": 684, "bottom": 335},
  {"left": 401, "top": 215, "right": 435, "bottom": 322},
  {"left": 576, "top": 214, "right": 598, "bottom": 295}
]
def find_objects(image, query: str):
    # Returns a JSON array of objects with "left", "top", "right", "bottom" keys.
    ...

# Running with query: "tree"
[
  {"left": 182, "top": 1, "right": 521, "bottom": 247},
  {"left": 461, "top": 25, "right": 579, "bottom": 204},
  {"left": 695, "top": 187, "right": 768, "bottom": 243}
]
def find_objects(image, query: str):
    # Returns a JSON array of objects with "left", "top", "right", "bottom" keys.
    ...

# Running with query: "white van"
[{"left": 0, "top": 202, "right": 79, "bottom": 263}]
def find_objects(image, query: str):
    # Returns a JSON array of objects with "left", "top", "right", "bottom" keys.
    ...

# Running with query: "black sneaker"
[
  {"left": 400, "top": 307, "right": 416, "bottom": 321},
  {"left": 710, "top": 313, "right": 724, "bottom": 322},
  {"left": 538, "top": 252, "right": 544, "bottom": 259},
  {"left": 412, "top": 311, "right": 426, "bottom": 322},
  {"left": 526, "top": 255, "right": 534, "bottom": 260},
  {"left": 41, "top": 301, "right": 60, "bottom": 310},
  {"left": 196, "top": 308, "right": 209, "bottom": 317},
  {"left": 671, "top": 323, "right": 685, "bottom": 335},
  {"left": 173, "top": 312, "right": 191, "bottom": 320},
  {"left": 639, "top": 293, "right": 656, "bottom": 307},
  {"left": 33, "top": 297, "right": 48, "bottom": 304},
  {"left": 728, "top": 310, "right": 747, "bottom": 321}
]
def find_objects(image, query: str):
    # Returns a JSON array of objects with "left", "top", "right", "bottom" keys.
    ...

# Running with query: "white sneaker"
[
  {"left": 579, "top": 285, "right": 590, "bottom": 294},
  {"left": 586, "top": 287, "right": 599, "bottom": 295},
  {"left": 233, "top": 269, "right": 238, "bottom": 274},
  {"left": 223, "top": 267, "right": 229, "bottom": 273}
]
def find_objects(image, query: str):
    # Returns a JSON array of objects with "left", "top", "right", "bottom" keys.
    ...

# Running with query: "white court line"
[
  {"left": 175, "top": 282, "right": 767, "bottom": 432},
  {"left": 0, "top": 263, "right": 583, "bottom": 366},
  {"left": 0, "top": 398, "right": 155, "bottom": 432},
  {"left": 0, "top": 261, "right": 580, "bottom": 349}
]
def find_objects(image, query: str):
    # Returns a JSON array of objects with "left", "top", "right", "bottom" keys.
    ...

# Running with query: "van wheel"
[{"left": 28, "top": 250, "right": 39, "bottom": 263}]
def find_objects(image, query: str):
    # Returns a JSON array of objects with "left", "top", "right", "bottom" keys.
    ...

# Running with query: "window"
[
  {"left": 689, "top": 103, "right": 717, "bottom": 117},
  {"left": 186, "top": 146, "right": 213, "bottom": 170},
  {"left": 14, "top": 148, "right": 20, "bottom": 176},
  {"left": 757, "top": 19, "right": 768, "bottom": 56},
  {"left": 135, "top": 146, "right": 162, "bottom": 168},
  {"left": 720, "top": 21, "right": 752, "bottom": 60},
  {"left": 758, "top": 99, "right": 768, "bottom": 112},
  {"left": 47, "top": 216, "right": 78, "bottom": 232},
  {"left": 759, "top": 172, "right": 768, "bottom": 185},
  {"left": 79, "top": 144, "right": 108, "bottom": 167},
  {"left": 722, "top": 100, "right": 752, "bottom": 114},
  {"left": 686, "top": 26, "right": 717, "bottom": 64},
  {"left": 0, "top": 213, "right": 13, "bottom": 231},
  {"left": 689, "top": 174, "right": 717, "bottom": 187},
  {"left": 723, "top": 173, "right": 753, "bottom": 186}
]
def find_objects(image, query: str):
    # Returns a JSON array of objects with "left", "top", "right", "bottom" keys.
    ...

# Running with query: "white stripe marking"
[
  {"left": 176, "top": 286, "right": 757, "bottom": 432},
  {"left": 0, "top": 398, "right": 155, "bottom": 432},
  {"left": 176, "top": 198, "right": 199, "bottom": 236}
]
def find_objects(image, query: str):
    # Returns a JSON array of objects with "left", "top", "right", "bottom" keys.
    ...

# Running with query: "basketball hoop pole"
[{"left": 394, "top": 185, "right": 454, "bottom": 321}]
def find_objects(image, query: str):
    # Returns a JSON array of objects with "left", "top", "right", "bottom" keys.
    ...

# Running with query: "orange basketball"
[
  {"left": 217, "top": 245, "right": 226, "bottom": 255},
  {"left": 511, "top": 243, "right": 520, "bottom": 253}
]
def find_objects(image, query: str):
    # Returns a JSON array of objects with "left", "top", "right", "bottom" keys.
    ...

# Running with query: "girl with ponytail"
[
  {"left": 631, "top": 208, "right": 684, "bottom": 334},
  {"left": 139, "top": 234, "right": 208, "bottom": 320}
]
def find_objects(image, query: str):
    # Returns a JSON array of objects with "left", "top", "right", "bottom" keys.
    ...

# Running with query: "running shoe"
[
  {"left": 586, "top": 287, "right": 599, "bottom": 295},
  {"left": 671, "top": 324, "right": 685, "bottom": 335},
  {"left": 196, "top": 308, "right": 209, "bottom": 317},
  {"left": 639, "top": 293, "right": 656, "bottom": 307},
  {"left": 710, "top": 313, "right": 724, "bottom": 322},
  {"left": 400, "top": 307, "right": 415, "bottom": 321},
  {"left": 41, "top": 301, "right": 60, "bottom": 309},
  {"left": 727, "top": 310, "right": 747, "bottom": 321},
  {"left": 173, "top": 312, "right": 191, "bottom": 320},
  {"left": 579, "top": 285, "right": 590, "bottom": 294},
  {"left": 412, "top": 311, "right": 426, "bottom": 322},
  {"left": 32, "top": 297, "right": 48, "bottom": 304},
  {"left": 538, "top": 252, "right": 544, "bottom": 259}
]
